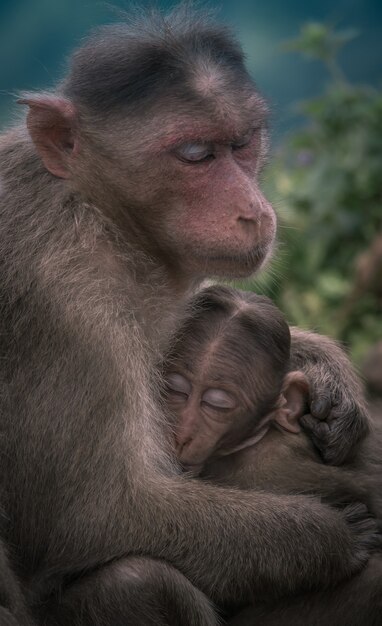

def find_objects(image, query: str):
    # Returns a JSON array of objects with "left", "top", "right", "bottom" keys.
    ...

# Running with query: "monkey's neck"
[
  {"left": 76, "top": 206, "right": 202, "bottom": 352},
  {"left": 75, "top": 189, "right": 198, "bottom": 301},
  {"left": 0, "top": 130, "right": 199, "bottom": 350}
]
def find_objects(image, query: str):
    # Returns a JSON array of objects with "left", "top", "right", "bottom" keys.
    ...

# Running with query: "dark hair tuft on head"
[{"left": 61, "top": 4, "right": 251, "bottom": 113}]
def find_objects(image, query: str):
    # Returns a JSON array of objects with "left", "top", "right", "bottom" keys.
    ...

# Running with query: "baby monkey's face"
[
  {"left": 164, "top": 362, "right": 309, "bottom": 469},
  {"left": 165, "top": 366, "right": 273, "bottom": 468}
]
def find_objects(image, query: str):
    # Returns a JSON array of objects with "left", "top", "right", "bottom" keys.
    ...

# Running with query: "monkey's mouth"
[
  {"left": 206, "top": 250, "right": 264, "bottom": 264},
  {"left": 199, "top": 243, "right": 272, "bottom": 276},
  {"left": 181, "top": 461, "right": 204, "bottom": 474}
]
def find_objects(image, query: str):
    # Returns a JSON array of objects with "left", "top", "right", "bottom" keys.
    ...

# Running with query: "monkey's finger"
[
  {"left": 300, "top": 414, "right": 334, "bottom": 460},
  {"left": 303, "top": 384, "right": 369, "bottom": 464},
  {"left": 303, "top": 410, "right": 366, "bottom": 465},
  {"left": 300, "top": 414, "right": 330, "bottom": 438},
  {"left": 309, "top": 394, "right": 332, "bottom": 420}
]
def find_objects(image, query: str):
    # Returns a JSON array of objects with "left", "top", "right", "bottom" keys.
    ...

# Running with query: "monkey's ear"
[
  {"left": 18, "top": 94, "right": 79, "bottom": 179},
  {"left": 273, "top": 371, "right": 310, "bottom": 434}
]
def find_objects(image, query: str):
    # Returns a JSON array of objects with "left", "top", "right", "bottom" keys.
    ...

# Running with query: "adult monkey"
[{"left": 0, "top": 6, "right": 376, "bottom": 625}]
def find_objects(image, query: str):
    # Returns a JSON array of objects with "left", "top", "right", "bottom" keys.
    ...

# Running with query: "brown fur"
[
  {"left": 0, "top": 538, "right": 32, "bottom": 626},
  {"left": 221, "top": 423, "right": 382, "bottom": 625}
]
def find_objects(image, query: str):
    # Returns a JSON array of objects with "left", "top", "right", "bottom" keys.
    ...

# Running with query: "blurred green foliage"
[{"left": 245, "top": 24, "right": 382, "bottom": 362}]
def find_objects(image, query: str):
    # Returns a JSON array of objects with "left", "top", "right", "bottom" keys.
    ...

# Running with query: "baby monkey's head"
[{"left": 164, "top": 286, "right": 309, "bottom": 468}]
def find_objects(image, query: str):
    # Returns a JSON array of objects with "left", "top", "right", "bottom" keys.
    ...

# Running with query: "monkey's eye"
[
  {"left": 201, "top": 389, "right": 236, "bottom": 410},
  {"left": 166, "top": 373, "right": 192, "bottom": 396},
  {"left": 232, "top": 128, "right": 256, "bottom": 150},
  {"left": 175, "top": 142, "right": 214, "bottom": 163}
]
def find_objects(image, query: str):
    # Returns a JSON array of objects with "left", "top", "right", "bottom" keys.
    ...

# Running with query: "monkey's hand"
[{"left": 289, "top": 327, "right": 369, "bottom": 465}]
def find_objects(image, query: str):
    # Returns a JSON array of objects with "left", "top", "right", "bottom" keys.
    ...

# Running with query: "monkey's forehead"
[
  {"left": 132, "top": 107, "right": 266, "bottom": 153},
  {"left": 61, "top": 17, "right": 263, "bottom": 118}
]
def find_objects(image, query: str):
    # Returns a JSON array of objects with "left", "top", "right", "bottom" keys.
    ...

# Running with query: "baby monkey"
[
  {"left": 164, "top": 285, "right": 381, "bottom": 510},
  {"left": 165, "top": 285, "right": 308, "bottom": 472}
]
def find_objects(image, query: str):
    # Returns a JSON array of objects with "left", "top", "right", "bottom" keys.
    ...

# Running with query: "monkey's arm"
[
  {"left": 289, "top": 328, "right": 369, "bottom": 465},
  {"left": 228, "top": 557, "right": 382, "bottom": 626},
  {"left": 202, "top": 429, "right": 370, "bottom": 504}
]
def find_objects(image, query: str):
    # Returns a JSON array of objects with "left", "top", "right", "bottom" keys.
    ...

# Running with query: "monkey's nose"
[
  {"left": 174, "top": 435, "right": 192, "bottom": 459},
  {"left": 237, "top": 211, "right": 275, "bottom": 240}
]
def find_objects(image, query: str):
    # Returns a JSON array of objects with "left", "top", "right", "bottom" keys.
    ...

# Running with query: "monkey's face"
[
  {"left": 164, "top": 368, "right": 270, "bottom": 468},
  {"left": 130, "top": 105, "right": 277, "bottom": 280},
  {"left": 24, "top": 73, "right": 275, "bottom": 281},
  {"left": 81, "top": 100, "right": 276, "bottom": 280}
]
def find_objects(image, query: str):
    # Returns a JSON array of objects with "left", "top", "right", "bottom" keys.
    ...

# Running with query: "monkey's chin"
[{"left": 193, "top": 244, "right": 272, "bottom": 279}]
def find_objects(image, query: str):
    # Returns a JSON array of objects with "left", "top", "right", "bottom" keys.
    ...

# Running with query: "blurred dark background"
[{"left": 1, "top": 0, "right": 381, "bottom": 391}]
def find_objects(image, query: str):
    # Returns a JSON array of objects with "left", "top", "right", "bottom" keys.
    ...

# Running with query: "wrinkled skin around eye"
[
  {"left": 175, "top": 129, "right": 257, "bottom": 164},
  {"left": 175, "top": 142, "right": 214, "bottom": 162},
  {"left": 166, "top": 372, "right": 192, "bottom": 395},
  {"left": 201, "top": 388, "right": 237, "bottom": 409},
  {"left": 231, "top": 128, "right": 256, "bottom": 150}
]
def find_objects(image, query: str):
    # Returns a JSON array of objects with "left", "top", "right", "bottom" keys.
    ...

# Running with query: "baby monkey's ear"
[{"left": 272, "top": 371, "right": 310, "bottom": 434}]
